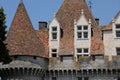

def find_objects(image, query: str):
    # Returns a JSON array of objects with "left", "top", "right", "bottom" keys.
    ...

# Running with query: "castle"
[{"left": 0, "top": 0, "right": 120, "bottom": 80}]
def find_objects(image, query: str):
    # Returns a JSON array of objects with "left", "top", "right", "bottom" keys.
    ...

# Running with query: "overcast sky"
[{"left": 0, "top": 0, "right": 120, "bottom": 30}]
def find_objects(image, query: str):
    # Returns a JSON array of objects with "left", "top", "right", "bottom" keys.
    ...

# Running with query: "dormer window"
[
  {"left": 51, "top": 26, "right": 57, "bottom": 40},
  {"left": 115, "top": 24, "right": 120, "bottom": 38},
  {"left": 77, "top": 25, "right": 88, "bottom": 39}
]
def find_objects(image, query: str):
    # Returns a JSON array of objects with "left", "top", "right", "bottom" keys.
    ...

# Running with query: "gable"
[{"left": 77, "top": 12, "right": 89, "bottom": 25}]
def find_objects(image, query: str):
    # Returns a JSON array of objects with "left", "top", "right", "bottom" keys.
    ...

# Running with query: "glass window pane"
[
  {"left": 52, "top": 49, "right": 57, "bottom": 57},
  {"left": 52, "top": 33, "right": 57, "bottom": 39},
  {"left": 84, "top": 32, "right": 88, "bottom": 38},
  {"left": 84, "top": 26, "right": 88, "bottom": 30},
  {"left": 77, "top": 26, "right": 82, "bottom": 30},
  {"left": 116, "top": 24, "right": 120, "bottom": 29},
  {"left": 77, "top": 48, "right": 82, "bottom": 53},
  {"left": 84, "top": 48, "right": 88, "bottom": 53},
  {"left": 52, "top": 49, "right": 57, "bottom": 52},
  {"left": 77, "top": 32, "right": 82, "bottom": 39},
  {"left": 116, "top": 31, "right": 120, "bottom": 37},
  {"left": 52, "top": 54, "right": 57, "bottom": 57},
  {"left": 52, "top": 27, "right": 57, "bottom": 31},
  {"left": 116, "top": 48, "right": 120, "bottom": 55}
]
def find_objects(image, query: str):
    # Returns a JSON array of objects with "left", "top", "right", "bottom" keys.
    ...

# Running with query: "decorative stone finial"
[
  {"left": 74, "top": 19, "right": 77, "bottom": 25},
  {"left": 89, "top": 19, "right": 91, "bottom": 24}
]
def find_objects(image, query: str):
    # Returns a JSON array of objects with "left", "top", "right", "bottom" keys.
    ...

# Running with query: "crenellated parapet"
[
  {"left": 0, "top": 58, "right": 48, "bottom": 80},
  {"left": 46, "top": 68, "right": 120, "bottom": 80}
]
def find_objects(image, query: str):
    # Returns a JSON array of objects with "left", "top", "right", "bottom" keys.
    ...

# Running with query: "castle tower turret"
[{"left": 0, "top": 1, "right": 48, "bottom": 80}]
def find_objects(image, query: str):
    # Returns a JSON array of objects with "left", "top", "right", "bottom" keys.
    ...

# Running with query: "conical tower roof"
[
  {"left": 6, "top": 1, "right": 47, "bottom": 57},
  {"left": 56, "top": 0, "right": 103, "bottom": 55}
]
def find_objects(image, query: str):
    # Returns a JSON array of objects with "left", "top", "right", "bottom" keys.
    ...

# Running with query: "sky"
[{"left": 0, "top": 0, "right": 120, "bottom": 30}]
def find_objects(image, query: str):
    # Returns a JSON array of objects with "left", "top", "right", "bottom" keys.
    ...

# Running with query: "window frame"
[
  {"left": 51, "top": 49, "right": 57, "bottom": 57},
  {"left": 51, "top": 26, "right": 58, "bottom": 40},
  {"left": 115, "top": 24, "right": 120, "bottom": 38},
  {"left": 116, "top": 31, "right": 120, "bottom": 38},
  {"left": 52, "top": 33, "right": 57, "bottom": 40},
  {"left": 76, "top": 48, "right": 89, "bottom": 55},
  {"left": 77, "top": 25, "right": 89, "bottom": 39},
  {"left": 52, "top": 26, "right": 57, "bottom": 32},
  {"left": 116, "top": 47, "right": 120, "bottom": 55}
]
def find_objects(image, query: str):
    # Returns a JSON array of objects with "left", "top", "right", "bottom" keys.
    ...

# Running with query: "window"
[
  {"left": 14, "top": 55, "right": 18, "bottom": 59},
  {"left": 52, "top": 49, "right": 57, "bottom": 52},
  {"left": 77, "top": 32, "right": 82, "bottom": 39},
  {"left": 51, "top": 26, "right": 57, "bottom": 40},
  {"left": 77, "top": 48, "right": 89, "bottom": 54},
  {"left": 115, "top": 24, "right": 120, "bottom": 38},
  {"left": 33, "top": 56, "right": 37, "bottom": 59},
  {"left": 52, "top": 33, "right": 57, "bottom": 39},
  {"left": 60, "top": 56, "right": 63, "bottom": 62},
  {"left": 116, "top": 31, "right": 120, "bottom": 37},
  {"left": 116, "top": 48, "right": 120, "bottom": 55},
  {"left": 77, "top": 48, "right": 82, "bottom": 53},
  {"left": 77, "top": 25, "right": 89, "bottom": 39},
  {"left": 84, "top": 26, "right": 88, "bottom": 30},
  {"left": 52, "top": 27, "right": 57, "bottom": 31},
  {"left": 84, "top": 48, "right": 88, "bottom": 53},
  {"left": 51, "top": 49, "right": 57, "bottom": 57},
  {"left": 77, "top": 26, "right": 82, "bottom": 30},
  {"left": 116, "top": 24, "right": 120, "bottom": 29},
  {"left": 92, "top": 55, "right": 104, "bottom": 61},
  {"left": 83, "top": 32, "right": 88, "bottom": 38}
]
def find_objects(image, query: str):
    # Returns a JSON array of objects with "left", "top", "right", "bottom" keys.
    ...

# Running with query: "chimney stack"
[{"left": 38, "top": 21, "right": 47, "bottom": 30}]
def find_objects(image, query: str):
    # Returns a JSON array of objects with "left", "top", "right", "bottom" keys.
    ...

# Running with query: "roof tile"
[{"left": 6, "top": 2, "right": 46, "bottom": 57}]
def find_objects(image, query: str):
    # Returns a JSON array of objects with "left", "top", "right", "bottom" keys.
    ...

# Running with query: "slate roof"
[
  {"left": 6, "top": 1, "right": 47, "bottom": 57},
  {"left": 56, "top": 0, "right": 103, "bottom": 55}
]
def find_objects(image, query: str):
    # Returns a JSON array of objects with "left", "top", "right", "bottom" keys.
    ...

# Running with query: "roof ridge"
[{"left": 56, "top": 0, "right": 101, "bottom": 55}]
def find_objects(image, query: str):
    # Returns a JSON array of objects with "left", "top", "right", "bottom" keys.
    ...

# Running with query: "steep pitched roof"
[
  {"left": 36, "top": 30, "right": 49, "bottom": 57},
  {"left": 6, "top": 1, "right": 47, "bottom": 57},
  {"left": 56, "top": 0, "right": 102, "bottom": 55}
]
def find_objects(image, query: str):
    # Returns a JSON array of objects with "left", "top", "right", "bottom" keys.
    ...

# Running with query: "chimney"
[
  {"left": 38, "top": 21, "right": 47, "bottom": 30},
  {"left": 95, "top": 18, "right": 99, "bottom": 25}
]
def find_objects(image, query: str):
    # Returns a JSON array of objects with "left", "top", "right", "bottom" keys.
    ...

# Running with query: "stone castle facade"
[{"left": 0, "top": 0, "right": 120, "bottom": 80}]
